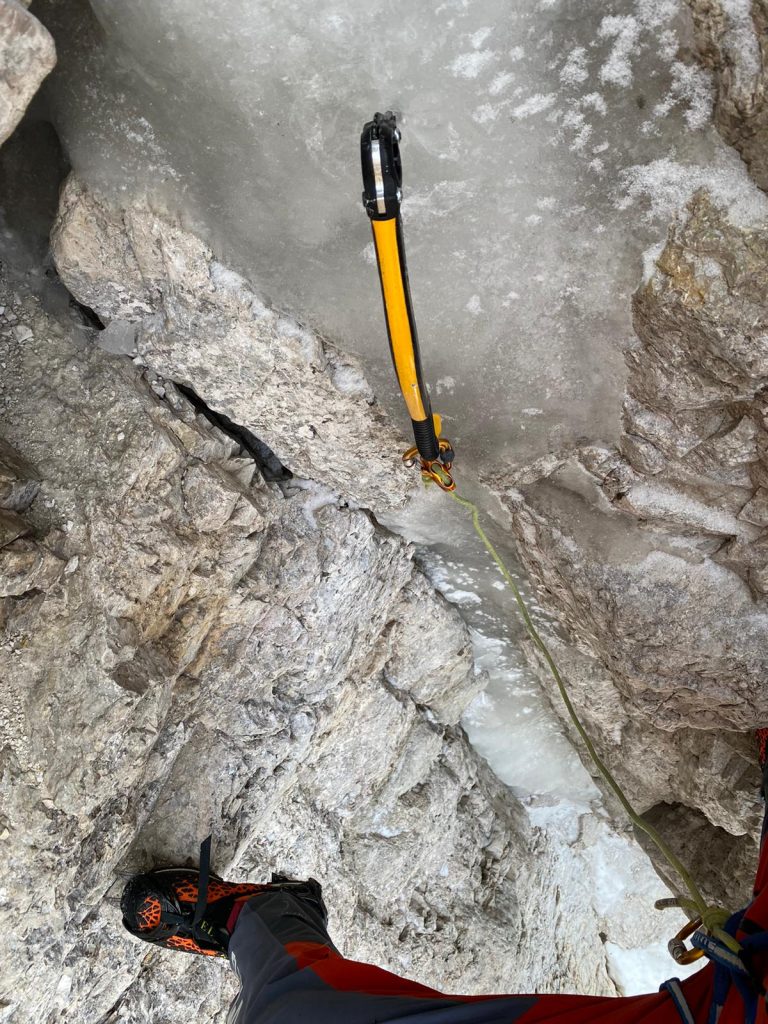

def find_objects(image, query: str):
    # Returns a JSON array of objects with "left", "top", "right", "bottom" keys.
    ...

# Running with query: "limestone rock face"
[
  {"left": 0, "top": 0, "right": 55, "bottom": 146},
  {"left": 496, "top": 193, "right": 768, "bottom": 907},
  {"left": 686, "top": 0, "right": 768, "bottom": 192},
  {"left": 46, "top": 165, "right": 765, "bottom": 957},
  {"left": 0, "top": 274, "right": 623, "bottom": 1022},
  {"left": 51, "top": 176, "right": 413, "bottom": 513}
]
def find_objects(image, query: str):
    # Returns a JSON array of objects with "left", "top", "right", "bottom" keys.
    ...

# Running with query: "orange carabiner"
[
  {"left": 402, "top": 440, "right": 455, "bottom": 492},
  {"left": 668, "top": 918, "right": 705, "bottom": 965},
  {"left": 421, "top": 460, "right": 455, "bottom": 492}
]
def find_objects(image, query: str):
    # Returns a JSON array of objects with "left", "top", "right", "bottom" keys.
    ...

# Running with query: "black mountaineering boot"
[
  {"left": 120, "top": 837, "right": 269, "bottom": 957},
  {"left": 120, "top": 837, "right": 329, "bottom": 958}
]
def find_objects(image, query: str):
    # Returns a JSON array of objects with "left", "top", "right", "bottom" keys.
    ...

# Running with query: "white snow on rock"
[
  {"left": 450, "top": 50, "right": 497, "bottom": 79},
  {"left": 720, "top": 0, "right": 762, "bottom": 86},
  {"left": 512, "top": 93, "right": 557, "bottom": 119},
  {"left": 560, "top": 47, "right": 590, "bottom": 86},
  {"left": 619, "top": 150, "right": 768, "bottom": 226}
]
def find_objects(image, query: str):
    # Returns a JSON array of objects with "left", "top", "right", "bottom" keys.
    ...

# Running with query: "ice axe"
[{"left": 360, "top": 111, "right": 455, "bottom": 491}]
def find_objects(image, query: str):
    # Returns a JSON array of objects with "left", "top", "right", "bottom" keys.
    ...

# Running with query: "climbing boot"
[
  {"left": 120, "top": 838, "right": 329, "bottom": 958},
  {"left": 120, "top": 837, "right": 269, "bottom": 957}
]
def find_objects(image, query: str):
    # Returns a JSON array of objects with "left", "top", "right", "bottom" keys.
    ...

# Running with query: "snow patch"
[
  {"left": 450, "top": 50, "right": 496, "bottom": 79},
  {"left": 286, "top": 479, "right": 340, "bottom": 527},
  {"left": 721, "top": 0, "right": 761, "bottom": 87},
  {"left": 618, "top": 151, "right": 768, "bottom": 227},
  {"left": 210, "top": 260, "right": 250, "bottom": 296},
  {"left": 470, "top": 27, "right": 493, "bottom": 48},
  {"left": 330, "top": 359, "right": 371, "bottom": 398},
  {"left": 644, "top": 61, "right": 713, "bottom": 133},
  {"left": 512, "top": 93, "right": 557, "bottom": 119},
  {"left": 560, "top": 47, "right": 589, "bottom": 86},
  {"left": 489, "top": 71, "right": 516, "bottom": 96},
  {"left": 598, "top": 16, "right": 641, "bottom": 88},
  {"left": 641, "top": 240, "right": 665, "bottom": 284}
]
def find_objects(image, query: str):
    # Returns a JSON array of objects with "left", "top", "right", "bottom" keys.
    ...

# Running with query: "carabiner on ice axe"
[{"left": 360, "top": 111, "right": 455, "bottom": 492}]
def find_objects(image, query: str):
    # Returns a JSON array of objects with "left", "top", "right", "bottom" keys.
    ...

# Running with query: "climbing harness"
[{"left": 360, "top": 112, "right": 455, "bottom": 491}]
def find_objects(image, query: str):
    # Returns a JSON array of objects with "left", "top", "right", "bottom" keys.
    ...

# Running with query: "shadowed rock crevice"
[
  {"left": 49, "top": 176, "right": 411, "bottom": 510},
  {"left": 0, "top": 111, "right": 70, "bottom": 312},
  {"left": 638, "top": 801, "right": 758, "bottom": 913},
  {"left": 173, "top": 381, "right": 292, "bottom": 483}
]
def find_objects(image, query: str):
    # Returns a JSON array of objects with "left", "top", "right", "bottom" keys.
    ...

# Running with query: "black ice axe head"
[{"left": 361, "top": 111, "right": 403, "bottom": 221}]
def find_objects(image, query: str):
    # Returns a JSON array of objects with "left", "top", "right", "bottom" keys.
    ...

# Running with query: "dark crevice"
[
  {"left": 0, "top": 114, "right": 70, "bottom": 280},
  {"left": 70, "top": 297, "right": 105, "bottom": 330},
  {"left": 637, "top": 801, "right": 758, "bottom": 912},
  {"left": 173, "top": 381, "right": 292, "bottom": 482}
]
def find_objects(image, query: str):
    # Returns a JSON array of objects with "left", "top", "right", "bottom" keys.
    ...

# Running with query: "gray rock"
[
  {"left": 0, "top": 278, "right": 620, "bottom": 1023},
  {"left": 97, "top": 318, "right": 137, "bottom": 356},
  {"left": 0, "top": 0, "right": 56, "bottom": 146},
  {"left": 0, "top": 535, "right": 64, "bottom": 596},
  {"left": 51, "top": 177, "right": 414, "bottom": 513},
  {"left": 686, "top": 0, "right": 768, "bottom": 192},
  {"left": 0, "top": 436, "right": 39, "bottom": 511},
  {"left": 0, "top": 507, "right": 27, "bottom": 547},
  {"left": 493, "top": 193, "right": 768, "bottom": 907}
]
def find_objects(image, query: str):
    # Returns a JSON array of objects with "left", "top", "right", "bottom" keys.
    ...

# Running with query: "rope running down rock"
[{"left": 448, "top": 489, "right": 738, "bottom": 956}]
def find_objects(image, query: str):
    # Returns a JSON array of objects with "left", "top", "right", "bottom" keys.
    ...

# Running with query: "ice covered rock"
[
  {"left": 686, "top": 0, "right": 768, "bottom": 192},
  {"left": 495, "top": 192, "right": 768, "bottom": 906},
  {"left": 33, "top": 0, "right": 737, "bottom": 470}
]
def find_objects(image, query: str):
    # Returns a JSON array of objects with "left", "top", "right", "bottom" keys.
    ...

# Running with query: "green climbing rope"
[{"left": 449, "top": 490, "right": 738, "bottom": 955}]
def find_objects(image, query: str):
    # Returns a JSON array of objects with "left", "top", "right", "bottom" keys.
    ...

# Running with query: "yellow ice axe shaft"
[
  {"left": 360, "top": 111, "right": 454, "bottom": 485},
  {"left": 370, "top": 216, "right": 442, "bottom": 457}
]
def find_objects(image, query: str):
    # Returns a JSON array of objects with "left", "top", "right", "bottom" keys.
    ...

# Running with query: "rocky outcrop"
[
  {"left": 44, "top": 161, "right": 765, "bottom": 948},
  {"left": 0, "top": 269, "right": 628, "bottom": 1022},
  {"left": 51, "top": 176, "right": 412, "bottom": 513},
  {"left": 496, "top": 192, "right": 768, "bottom": 908},
  {"left": 0, "top": 441, "right": 64, "bottom": 603},
  {"left": 0, "top": 0, "right": 56, "bottom": 146},
  {"left": 4, "top": 0, "right": 767, "bottom": 1014},
  {"left": 685, "top": 0, "right": 768, "bottom": 191}
]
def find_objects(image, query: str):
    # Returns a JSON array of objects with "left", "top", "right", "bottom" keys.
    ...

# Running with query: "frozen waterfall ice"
[{"left": 33, "top": 0, "right": 765, "bottom": 470}]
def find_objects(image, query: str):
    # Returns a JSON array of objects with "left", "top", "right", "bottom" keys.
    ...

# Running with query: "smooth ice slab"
[{"left": 32, "top": 0, "right": 755, "bottom": 472}]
